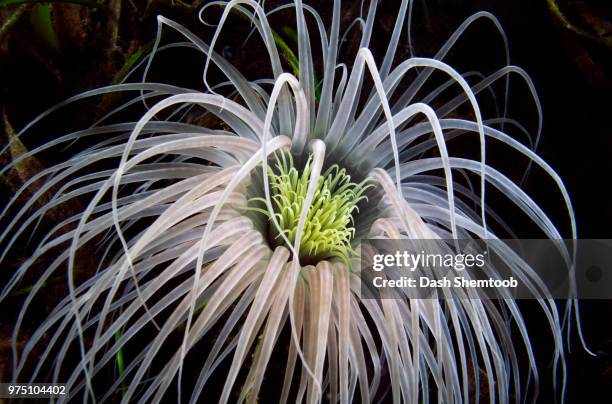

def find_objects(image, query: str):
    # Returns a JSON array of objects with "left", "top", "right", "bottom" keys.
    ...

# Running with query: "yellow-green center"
[{"left": 252, "top": 153, "right": 369, "bottom": 264}]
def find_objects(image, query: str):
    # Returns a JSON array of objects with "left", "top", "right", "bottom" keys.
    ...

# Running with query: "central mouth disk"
[{"left": 248, "top": 152, "right": 371, "bottom": 265}]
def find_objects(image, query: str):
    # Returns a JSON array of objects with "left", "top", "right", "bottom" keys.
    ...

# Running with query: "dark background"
[{"left": 0, "top": 0, "right": 611, "bottom": 402}]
